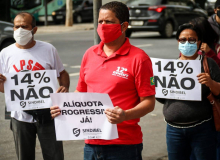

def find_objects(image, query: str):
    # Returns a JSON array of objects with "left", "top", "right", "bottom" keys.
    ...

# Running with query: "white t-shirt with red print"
[{"left": 0, "top": 40, "right": 64, "bottom": 122}]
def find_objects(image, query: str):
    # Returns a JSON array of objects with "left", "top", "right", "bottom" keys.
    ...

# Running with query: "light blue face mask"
[{"left": 178, "top": 41, "right": 198, "bottom": 57}]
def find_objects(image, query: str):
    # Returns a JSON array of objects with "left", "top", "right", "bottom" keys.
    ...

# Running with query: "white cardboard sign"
[
  {"left": 151, "top": 58, "right": 201, "bottom": 101},
  {"left": 4, "top": 70, "right": 58, "bottom": 111},
  {"left": 50, "top": 92, "right": 119, "bottom": 141}
]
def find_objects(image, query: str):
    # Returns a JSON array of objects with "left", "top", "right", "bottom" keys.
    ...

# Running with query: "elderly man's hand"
[
  {"left": 104, "top": 106, "right": 126, "bottom": 124},
  {"left": 0, "top": 74, "right": 6, "bottom": 82},
  {"left": 50, "top": 105, "right": 61, "bottom": 119}
]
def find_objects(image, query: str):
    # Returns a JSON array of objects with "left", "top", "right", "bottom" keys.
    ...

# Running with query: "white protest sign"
[
  {"left": 50, "top": 92, "right": 118, "bottom": 141},
  {"left": 151, "top": 58, "right": 201, "bottom": 101},
  {"left": 4, "top": 70, "right": 58, "bottom": 111}
]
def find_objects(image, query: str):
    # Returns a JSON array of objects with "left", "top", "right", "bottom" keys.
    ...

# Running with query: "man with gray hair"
[{"left": 0, "top": 12, "right": 69, "bottom": 160}]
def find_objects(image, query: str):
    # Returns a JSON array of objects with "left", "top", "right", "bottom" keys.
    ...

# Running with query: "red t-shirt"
[{"left": 77, "top": 38, "right": 155, "bottom": 145}]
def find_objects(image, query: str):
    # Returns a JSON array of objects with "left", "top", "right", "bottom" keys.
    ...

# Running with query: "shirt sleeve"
[
  {"left": 208, "top": 58, "right": 220, "bottom": 99},
  {"left": 52, "top": 47, "right": 64, "bottom": 77},
  {"left": 135, "top": 57, "right": 155, "bottom": 97},
  {"left": 76, "top": 54, "right": 87, "bottom": 92}
]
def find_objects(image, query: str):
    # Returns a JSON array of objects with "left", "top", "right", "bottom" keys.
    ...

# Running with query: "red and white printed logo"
[
  {"left": 112, "top": 67, "right": 129, "bottom": 79},
  {"left": 13, "top": 60, "right": 45, "bottom": 72}
]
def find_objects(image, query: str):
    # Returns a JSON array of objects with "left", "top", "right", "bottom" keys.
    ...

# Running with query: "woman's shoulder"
[
  {"left": 205, "top": 56, "right": 220, "bottom": 81},
  {"left": 201, "top": 56, "right": 219, "bottom": 74},
  {"left": 206, "top": 56, "right": 218, "bottom": 67},
  {"left": 201, "top": 56, "right": 217, "bottom": 66}
]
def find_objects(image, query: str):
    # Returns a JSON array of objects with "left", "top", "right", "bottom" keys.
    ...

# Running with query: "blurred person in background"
[
  {"left": 209, "top": 0, "right": 220, "bottom": 43},
  {"left": 188, "top": 16, "right": 220, "bottom": 160},
  {"left": 208, "top": 1, "right": 220, "bottom": 159},
  {"left": 190, "top": 17, "right": 220, "bottom": 67}
]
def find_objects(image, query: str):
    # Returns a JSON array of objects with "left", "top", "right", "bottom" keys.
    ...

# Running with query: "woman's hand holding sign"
[
  {"left": 197, "top": 73, "right": 220, "bottom": 96},
  {"left": 197, "top": 73, "right": 213, "bottom": 87},
  {"left": 105, "top": 106, "right": 126, "bottom": 124}
]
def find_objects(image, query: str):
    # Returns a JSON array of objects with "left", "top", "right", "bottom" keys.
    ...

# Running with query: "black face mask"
[{"left": 217, "top": 10, "right": 220, "bottom": 18}]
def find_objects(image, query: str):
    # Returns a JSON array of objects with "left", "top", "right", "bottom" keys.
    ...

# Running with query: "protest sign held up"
[
  {"left": 50, "top": 92, "right": 118, "bottom": 141},
  {"left": 4, "top": 70, "right": 58, "bottom": 111},
  {"left": 151, "top": 58, "right": 201, "bottom": 101}
]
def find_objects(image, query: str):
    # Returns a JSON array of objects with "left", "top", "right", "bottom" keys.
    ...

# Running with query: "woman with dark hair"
[
  {"left": 189, "top": 17, "right": 220, "bottom": 67},
  {"left": 158, "top": 23, "right": 220, "bottom": 160}
]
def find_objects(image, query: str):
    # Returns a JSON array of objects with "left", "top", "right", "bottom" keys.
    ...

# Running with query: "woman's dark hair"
[
  {"left": 189, "top": 17, "right": 219, "bottom": 48},
  {"left": 175, "top": 23, "right": 202, "bottom": 41}
]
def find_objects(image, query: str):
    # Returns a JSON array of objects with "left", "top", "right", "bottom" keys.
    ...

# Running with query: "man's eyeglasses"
[{"left": 178, "top": 37, "right": 197, "bottom": 44}]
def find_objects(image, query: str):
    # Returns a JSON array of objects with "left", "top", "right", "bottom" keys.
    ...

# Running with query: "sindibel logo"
[{"left": 73, "top": 128, "right": 80, "bottom": 137}]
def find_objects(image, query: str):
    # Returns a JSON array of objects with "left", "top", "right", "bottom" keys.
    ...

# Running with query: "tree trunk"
[
  {"left": 93, "top": 0, "right": 102, "bottom": 44},
  {"left": 65, "top": 0, "right": 73, "bottom": 27}
]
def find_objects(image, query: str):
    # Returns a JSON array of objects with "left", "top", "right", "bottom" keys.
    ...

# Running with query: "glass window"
[
  {"left": 126, "top": 0, "right": 162, "bottom": 6},
  {"left": 60, "top": 0, "right": 83, "bottom": 9},
  {"left": 186, "top": 0, "right": 195, "bottom": 7},
  {"left": 73, "top": 0, "right": 83, "bottom": 6},
  {"left": 161, "top": 0, "right": 168, "bottom": 4},
  {"left": 89, "top": 0, "right": 93, "bottom": 5},
  {"left": 167, "top": 0, "right": 180, "bottom": 5},
  {"left": 11, "top": 0, "right": 42, "bottom": 10},
  {"left": 179, "top": 0, "right": 188, "bottom": 6}
]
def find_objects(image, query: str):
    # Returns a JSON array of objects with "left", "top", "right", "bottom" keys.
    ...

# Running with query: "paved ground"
[{"left": 37, "top": 23, "right": 94, "bottom": 34}]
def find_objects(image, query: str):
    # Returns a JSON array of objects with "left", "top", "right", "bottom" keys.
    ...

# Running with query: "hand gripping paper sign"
[
  {"left": 50, "top": 93, "right": 119, "bottom": 140},
  {"left": 4, "top": 70, "right": 58, "bottom": 111},
  {"left": 151, "top": 58, "right": 201, "bottom": 101}
]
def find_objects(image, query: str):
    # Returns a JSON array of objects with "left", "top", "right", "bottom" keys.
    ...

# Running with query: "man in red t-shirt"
[{"left": 51, "top": 1, "right": 155, "bottom": 159}]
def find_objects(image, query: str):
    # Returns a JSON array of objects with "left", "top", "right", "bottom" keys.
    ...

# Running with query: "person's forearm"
[
  {"left": 124, "top": 95, "right": 155, "bottom": 121},
  {"left": 0, "top": 74, "right": 6, "bottom": 93},
  {"left": 0, "top": 83, "right": 4, "bottom": 93},
  {"left": 58, "top": 70, "right": 70, "bottom": 89}
]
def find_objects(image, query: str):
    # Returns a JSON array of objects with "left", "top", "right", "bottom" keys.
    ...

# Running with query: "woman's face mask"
[{"left": 178, "top": 41, "right": 198, "bottom": 57}]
